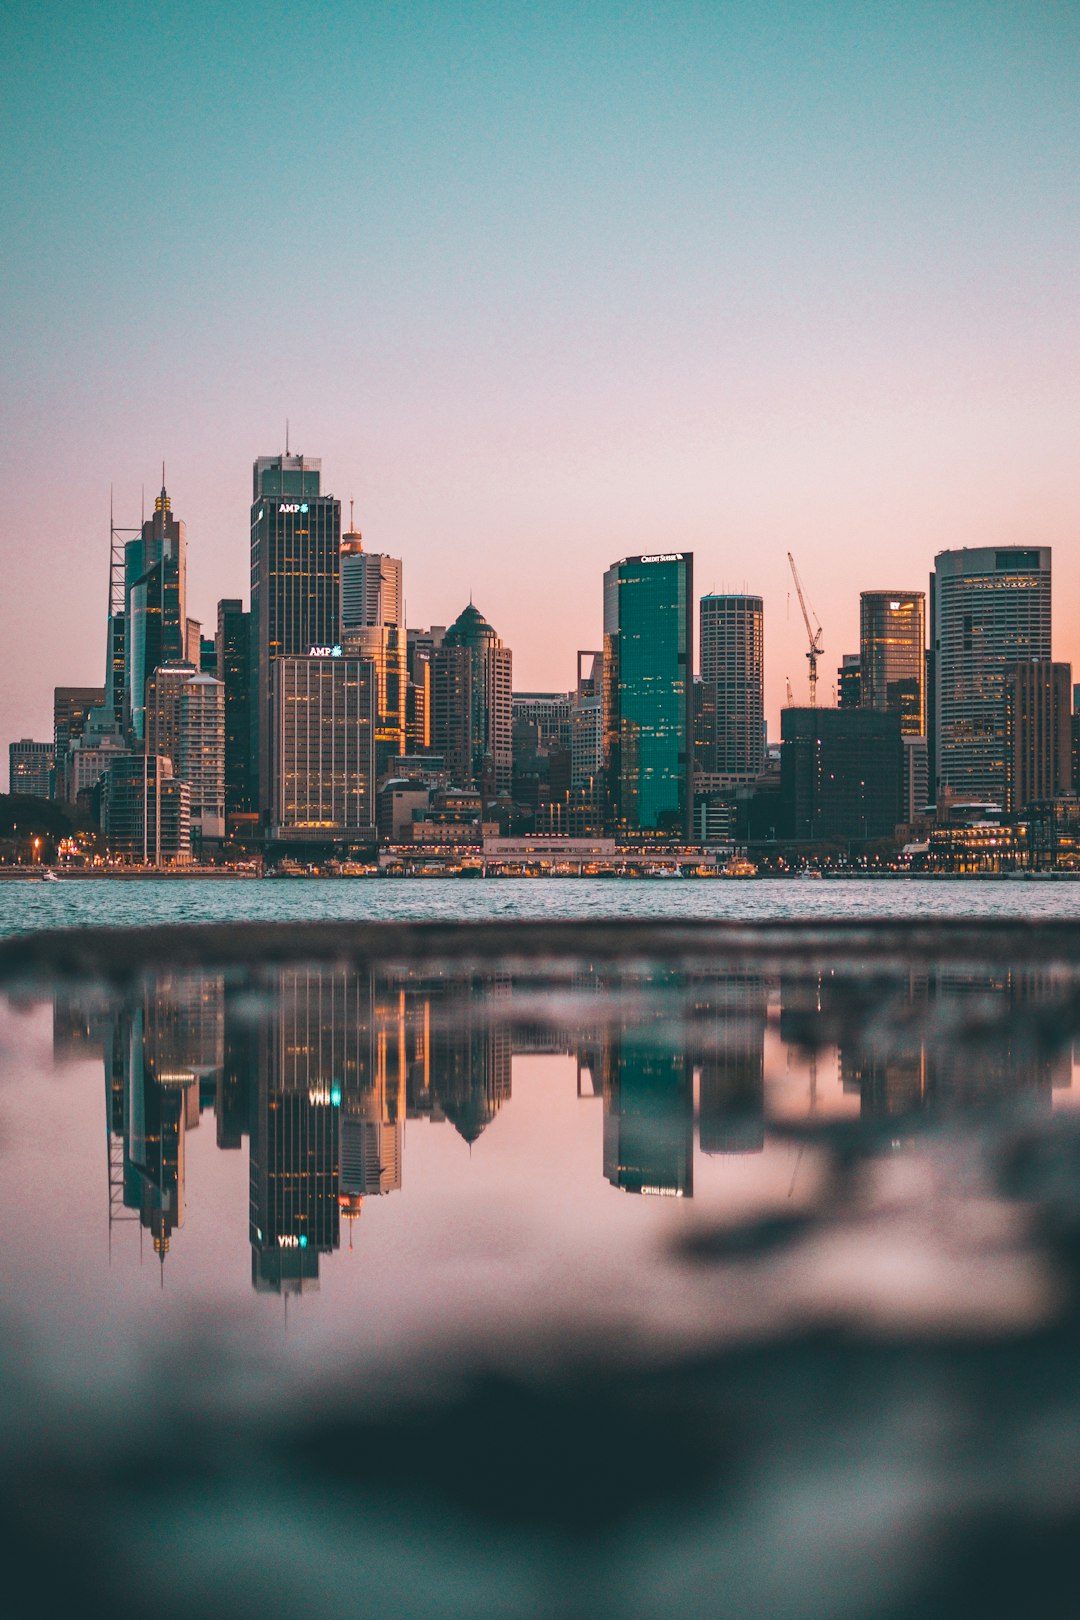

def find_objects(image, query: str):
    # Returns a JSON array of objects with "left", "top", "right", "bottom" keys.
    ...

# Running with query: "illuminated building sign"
[
  {"left": 277, "top": 1234, "right": 309, "bottom": 1248},
  {"left": 279, "top": 503, "right": 309, "bottom": 514},
  {"left": 308, "top": 645, "right": 343, "bottom": 657},
  {"left": 638, "top": 553, "right": 684, "bottom": 564}
]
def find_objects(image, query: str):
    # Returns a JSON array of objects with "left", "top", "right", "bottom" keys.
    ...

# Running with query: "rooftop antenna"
[{"left": 285, "top": 418, "right": 290, "bottom": 455}]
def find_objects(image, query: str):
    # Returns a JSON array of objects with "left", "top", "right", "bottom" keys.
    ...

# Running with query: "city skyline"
[{"left": 4, "top": 3, "right": 1079, "bottom": 779}]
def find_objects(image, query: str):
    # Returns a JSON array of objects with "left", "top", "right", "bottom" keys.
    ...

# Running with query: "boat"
[
  {"left": 722, "top": 855, "right": 758, "bottom": 878},
  {"left": 40, "top": 869, "right": 61, "bottom": 883}
]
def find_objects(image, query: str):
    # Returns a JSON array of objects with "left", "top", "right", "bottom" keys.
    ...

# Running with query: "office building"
[
  {"left": 249, "top": 453, "right": 341, "bottom": 824},
  {"left": 53, "top": 687, "right": 103, "bottom": 801},
  {"left": 145, "top": 663, "right": 226, "bottom": 845},
  {"left": 125, "top": 482, "right": 188, "bottom": 741},
  {"left": 931, "top": 547, "right": 1051, "bottom": 804},
  {"left": 699, "top": 593, "right": 764, "bottom": 778},
  {"left": 602, "top": 1032, "right": 693, "bottom": 1197},
  {"left": 67, "top": 705, "right": 131, "bottom": 800},
  {"left": 102, "top": 755, "right": 190, "bottom": 864},
  {"left": 268, "top": 655, "right": 374, "bottom": 845},
  {"left": 340, "top": 524, "right": 402, "bottom": 632},
  {"left": 1005, "top": 660, "right": 1072, "bottom": 815},
  {"left": 603, "top": 553, "right": 693, "bottom": 838},
  {"left": 859, "top": 591, "right": 926, "bottom": 735},
  {"left": 216, "top": 599, "right": 252, "bottom": 817},
  {"left": 837, "top": 655, "right": 862, "bottom": 710},
  {"left": 8, "top": 739, "right": 53, "bottom": 799},
  {"left": 432, "top": 604, "right": 512, "bottom": 797},
  {"left": 781, "top": 707, "right": 902, "bottom": 841}
]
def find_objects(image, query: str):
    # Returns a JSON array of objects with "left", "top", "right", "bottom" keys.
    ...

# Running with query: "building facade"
[
  {"left": 698, "top": 593, "right": 764, "bottom": 778},
  {"left": 53, "top": 686, "right": 104, "bottom": 801},
  {"left": 250, "top": 454, "right": 341, "bottom": 826},
  {"left": 102, "top": 755, "right": 190, "bottom": 864},
  {"left": 603, "top": 553, "right": 693, "bottom": 838},
  {"left": 216, "top": 599, "right": 252, "bottom": 817},
  {"left": 339, "top": 527, "right": 402, "bottom": 632},
  {"left": 1005, "top": 660, "right": 1072, "bottom": 815},
  {"left": 780, "top": 707, "right": 903, "bottom": 842},
  {"left": 859, "top": 591, "right": 926, "bottom": 735},
  {"left": 931, "top": 547, "right": 1051, "bottom": 805},
  {"left": 268, "top": 655, "right": 374, "bottom": 844},
  {"left": 8, "top": 739, "right": 53, "bottom": 799}
]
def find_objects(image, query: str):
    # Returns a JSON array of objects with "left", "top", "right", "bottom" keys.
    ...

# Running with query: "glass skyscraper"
[
  {"left": 124, "top": 483, "right": 187, "bottom": 742},
  {"left": 931, "top": 547, "right": 1051, "bottom": 805},
  {"left": 249, "top": 454, "right": 341, "bottom": 825},
  {"left": 602, "top": 553, "right": 693, "bottom": 837},
  {"left": 859, "top": 591, "right": 925, "bottom": 736}
]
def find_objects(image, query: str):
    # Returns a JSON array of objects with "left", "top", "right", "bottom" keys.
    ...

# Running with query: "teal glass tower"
[{"left": 602, "top": 552, "right": 693, "bottom": 838}]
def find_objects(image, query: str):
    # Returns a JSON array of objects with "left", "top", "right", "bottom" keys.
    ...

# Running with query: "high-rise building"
[
  {"left": 339, "top": 523, "right": 402, "bottom": 632},
  {"left": 339, "top": 521, "right": 407, "bottom": 779},
  {"left": 216, "top": 599, "right": 252, "bottom": 817},
  {"left": 837, "top": 654, "right": 862, "bottom": 710},
  {"left": 53, "top": 687, "right": 104, "bottom": 801},
  {"left": 67, "top": 705, "right": 130, "bottom": 801},
  {"left": 859, "top": 591, "right": 926, "bottom": 736},
  {"left": 931, "top": 547, "right": 1051, "bottom": 804},
  {"left": 433, "top": 604, "right": 513, "bottom": 797},
  {"left": 249, "top": 453, "right": 341, "bottom": 825},
  {"left": 8, "top": 739, "right": 53, "bottom": 799},
  {"left": 1005, "top": 660, "right": 1072, "bottom": 815},
  {"left": 603, "top": 553, "right": 693, "bottom": 838},
  {"left": 781, "top": 708, "right": 903, "bottom": 841},
  {"left": 102, "top": 755, "right": 190, "bottom": 864},
  {"left": 698, "top": 594, "right": 764, "bottom": 780},
  {"left": 124, "top": 483, "right": 187, "bottom": 742},
  {"left": 268, "top": 655, "right": 374, "bottom": 846},
  {"left": 144, "top": 665, "right": 225, "bottom": 843}
]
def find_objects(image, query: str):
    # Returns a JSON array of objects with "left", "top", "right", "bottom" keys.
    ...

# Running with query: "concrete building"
[
  {"left": 431, "top": 605, "right": 512, "bottom": 798},
  {"left": 8, "top": 739, "right": 53, "bottom": 799},
  {"left": 67, "top": 705, "right": 131, "bottom": 800},
  {"left": 1005, "top": 660, "right": 1072, "bottom": 815},
  {"left": 339, "top": 524, "right": 402, "bottom": 631},
  {"left": 53, "top": 686, "right": 103, "bottom": 801},
  {"left": 699, "top": 594, "right": 764, "bottom": 778},
  {"left": 931, "top": 547, "right": 1051, "bottom": 804}
]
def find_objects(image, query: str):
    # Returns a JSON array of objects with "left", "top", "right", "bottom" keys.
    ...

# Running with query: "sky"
[{"left": 3, "top": 0, "right": 1080, "bottom": 785}]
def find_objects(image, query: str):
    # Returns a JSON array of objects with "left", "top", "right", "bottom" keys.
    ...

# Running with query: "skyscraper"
[
  {"left": 859, "top": 591, "right": 926, "bottom": 735},
  {"left": 216, "top": 599, "right": 252, "bottom": 817},
  {"left": 249, "top": 453, "right": 341, "bottom": 824},
  {"left": 340, "top": 524, "right": 403, "bottom": 632},
  {"left": 268, "top": 654, "right": 374, "bottom": 846},
  {"left": 603, "top": 553, "right": 693, "bottom": 838},
  {"left": 433, "top": 604, "right": 513, "bottom": 797},
  {"left": 931, "top": 547, "right": 1051, "bottom": 804},
  {"left": 339, "top": 519, "right": 407, "bottom": 778},
  {"left": 1004, "top": 660, "right": 1072, "bottom": 815},
  {"left": 124, "top": 483, "right": 187, "bottom": 742},
  {"left": 698, "top": 593, "right": 764, "bottom": 778}
]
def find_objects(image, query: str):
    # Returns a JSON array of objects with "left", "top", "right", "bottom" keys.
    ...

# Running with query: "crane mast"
[{"left": 787, "top": 552, "right": 824, "bottom": 707}]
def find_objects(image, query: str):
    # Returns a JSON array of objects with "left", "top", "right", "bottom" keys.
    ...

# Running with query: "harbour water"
[{"left": 4, "top": 872, "right": 1080, "bottom": 936}]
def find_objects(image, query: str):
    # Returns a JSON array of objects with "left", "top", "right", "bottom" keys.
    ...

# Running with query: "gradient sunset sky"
[{"left": 4, "top": 0, "right": 1079, "bottom": 781}]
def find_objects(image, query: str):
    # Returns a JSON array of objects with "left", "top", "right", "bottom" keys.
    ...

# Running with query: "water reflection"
[{"left": 50, "top": 960, "right": 1075, "bottom": 1294}]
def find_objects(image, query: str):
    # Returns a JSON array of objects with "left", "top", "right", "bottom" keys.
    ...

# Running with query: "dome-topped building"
[{"left": 431, "top": 602, "right": 512, "bottom": 798}]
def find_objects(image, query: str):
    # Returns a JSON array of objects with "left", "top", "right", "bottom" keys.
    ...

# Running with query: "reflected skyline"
[{"left": 46, "top": 960, "right": 1076, "bottom": 1295}]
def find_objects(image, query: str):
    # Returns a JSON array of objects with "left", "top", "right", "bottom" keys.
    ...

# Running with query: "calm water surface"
[
  {"left": 3, "top": 920, "right": 1080, "bottom": 1615},
  {"left": 3, "top": 873, "right": 1080, "bottom": 935}
]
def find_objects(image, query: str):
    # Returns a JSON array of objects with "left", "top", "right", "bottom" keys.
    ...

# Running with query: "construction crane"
[{"left": 787, "top": 552, "right": 824, "bottom": 707}]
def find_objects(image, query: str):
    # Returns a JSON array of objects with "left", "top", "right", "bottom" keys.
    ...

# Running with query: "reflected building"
[
  {"left": 428, "top": 974, "right": 512, "bottom": 1143},
  {"left": 694, "top": 975, "right": 766, "bottom": 1154},
  {"left": 602, "top": 991, "right": 693, "bottom": 1196}
]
